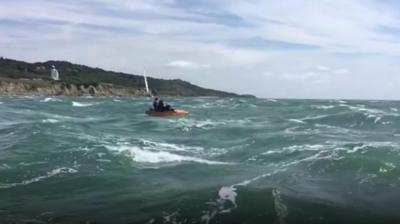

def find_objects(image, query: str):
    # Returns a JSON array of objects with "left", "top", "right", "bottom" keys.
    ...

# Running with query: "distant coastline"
[
  {"left": 0, "top": 57, "right": 255, "bottom": 97},
  {"left": 0, "top": 77, "right": 149, "bottom": 96}
]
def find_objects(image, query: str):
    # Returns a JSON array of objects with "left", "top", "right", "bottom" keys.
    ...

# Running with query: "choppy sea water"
[{"left": 1, "top": 96, "right": 400, "bottom": 224}]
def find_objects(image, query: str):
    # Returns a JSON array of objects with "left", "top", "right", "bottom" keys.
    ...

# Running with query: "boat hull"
[{"left": 145, "top": 109, "right": 189, "bottom": 117}]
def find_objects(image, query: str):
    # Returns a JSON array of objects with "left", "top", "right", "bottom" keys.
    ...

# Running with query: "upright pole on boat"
[{"left": 143, "top": 70, "right": 151, "bottom": 96}]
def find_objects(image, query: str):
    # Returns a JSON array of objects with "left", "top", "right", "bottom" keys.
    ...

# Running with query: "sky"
[{"left": 1, "top": 0, "right": 400, "bottom": 99}]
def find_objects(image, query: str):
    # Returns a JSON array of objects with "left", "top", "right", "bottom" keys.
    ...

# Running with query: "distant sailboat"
[{"left": 143, "top": 70, "right": 189, "bottom": 116}]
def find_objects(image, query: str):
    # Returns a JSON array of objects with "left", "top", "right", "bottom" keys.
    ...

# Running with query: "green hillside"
[{"left": 0, "top": 57, "right": 253, "bottom": 97}]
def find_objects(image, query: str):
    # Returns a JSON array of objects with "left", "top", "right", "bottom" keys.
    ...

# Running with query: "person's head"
[
  {"left": 154, "top": 97, "right": 158, "bottom": 101},
  {"left": 51, "top": 65, "right": 55, "bottom": 68}
]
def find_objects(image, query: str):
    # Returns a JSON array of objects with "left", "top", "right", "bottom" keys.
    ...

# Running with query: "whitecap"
[
  {"left": 0, "top": 167, "right": 77, "bottom": 189},
  {"left": 106, "top": 145, "right": 229, "bottom": 165},
  {"left": 96, "top": 159, "right": 111, "bottom": 163},
  {"left": 272, "top": 188, "right": 288, "bottom": 224},
  {"left": 0, "top": 163, "right": 11, "bottom": 170},
  {"left": 42, "top": 119, "right": 59, "bottom": 123},
  {"left": 261, "top": 144, "right": 327, "bottom": 156},
  {"left": 214, "top": 148, "right": 346, "bottom": 215},
  {"left": 22, "top": 96, "right": 37, "bottom": 99},
  {"left": 72, "top": 101, "right": 96, "bottom": 107},
  {"left": 342, "top": 104, "right": 398, "bottom": 118},
  {"left": 214, "top": 169, "right": 284, "bottom": 215},
  {"left": 311, "top": 105, "right": 336, "bottom": 110},
  {"left": 174, "top": 118, "right": 226, "bottom": 131},
  {"left": 201, "top": 210, "right": 218, "bottom": 224},
  {"left": 139, "top": 139, "right": 203, "bottom": 152},
  {"left": 218, "top": 186, "right": 237, "bottom": 208},
  {"left": 138, "top": 138, "right": 226, "bottom": 159},
  {"left": 288, "top": 119, "right": 306, "bottom": 124},
  {"left": 300, "top": 114, "right": 329, "bottom": 121},
  {"left": 18, "top": 161, "right": 47, "bottom": 166},
  {"left": 41, "top": 97, "right": 62, "bottom": 103}
]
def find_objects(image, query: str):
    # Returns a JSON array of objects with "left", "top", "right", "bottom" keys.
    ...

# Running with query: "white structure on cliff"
[{"left": 50, "top": 65, "right": 59, "bottom": 81}]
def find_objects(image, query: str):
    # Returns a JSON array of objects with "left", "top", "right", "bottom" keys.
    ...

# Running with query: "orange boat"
[
  {"left": 145, "top": 109, "right": 189, "bottom": 117},
  {"left": 142, "top": 72, "right": 188, "bottom": 117}
]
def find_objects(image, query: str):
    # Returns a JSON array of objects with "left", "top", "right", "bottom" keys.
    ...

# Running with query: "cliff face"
[{"left": 0, "top": 78, "right": 148, "bottom": 96}]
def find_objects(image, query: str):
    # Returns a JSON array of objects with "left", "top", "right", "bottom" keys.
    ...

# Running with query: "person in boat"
[
  {"left": 153, "top": 97, "right": 159, "bottom": 111},
  {"left": 157, "top": 100, "right": 165, "bottom": 111},
  {"left": 154, "top": 99, "right": 174, "bottom": 112},
  {"left": 165, "top": 104, "right": 174, "bottom": 112}
]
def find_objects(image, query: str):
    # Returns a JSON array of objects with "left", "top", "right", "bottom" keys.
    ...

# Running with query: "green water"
[{"left": 1, "top": 96, "right": 400, "bottom": 223}]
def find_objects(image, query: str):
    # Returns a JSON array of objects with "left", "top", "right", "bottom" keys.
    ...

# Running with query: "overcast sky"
[{"left": 1, "top": 0, "right": 400, "bottom": 99}]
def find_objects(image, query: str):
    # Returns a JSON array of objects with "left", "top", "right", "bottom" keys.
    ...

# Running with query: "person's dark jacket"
[
  {"left": 153, "top": 99, "right": 158, "bottom": 110},
  {"left": 158, "top": 100, "right": 165, "bottom": 111}
]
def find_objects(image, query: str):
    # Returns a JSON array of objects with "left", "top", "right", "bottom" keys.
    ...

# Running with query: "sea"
[{"left": 1, "top": 96, "right": 400, "bottom": 224}]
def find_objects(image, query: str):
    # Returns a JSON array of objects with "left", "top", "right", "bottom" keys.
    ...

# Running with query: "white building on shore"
[{"left": 50, "top": 65, "right": 59, "bottom": 81}]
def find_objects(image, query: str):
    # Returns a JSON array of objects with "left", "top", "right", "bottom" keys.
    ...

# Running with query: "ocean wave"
[
  {"left": 297, "top": 108, "right": 396, "bottom": 126},
  {"left": 0, "top": 167, "right": 77, "bottom": 189},
  {"left": 42, "top": 118, "right": 59, "bottom": 123},
  {"left": 300, "top": 114, "right": 330, "bottom": 121},
  {"left": 218, "top": 186, "right": 238, "bottom": 210},
  {"left": 0, "top": 163, "right": 11, "bottom": 170},
  {"left": 336, "top": 100, "right": 347, "bottom": 104},
  {"left": 262, "top": 144, "right": 328, "bottom": 156},
  {"left": 3, "top": 96, "right": 400, "bottom": 222},
  {"left": 41, "top": 97, "right": 62, "bottom": 103},
  {"left": 344, "top": 141, "right": 400, "bottom": 154},
  {"left": 256, "top": 141, "right": 398, "bottom": 162},
  {"left": 213, "top": 168, "right": 285, "bottom": 217},
  {"left": 288, "top": 119, "right": 306, "bottom": 124},
  {"left": 36, "top": 111, "right": 101, "bottom": 124},
  {"left": 105, "top": 145, "right": 229, "bottom": 165},
  {"left": 341, "top": 104, "right": 399, "bottom": 118},
  {"left": 311, "top": 105, "right": 336, "bottom": 110},
  {"left": 139, "top": 139, "right": 203, "bottom": 152},
  {"left": 380, "top": 162, "right": 396, "bottom": 173},
  {"left": 272, "top": 188, "right": 288, "bottom": 224},
  {"left": 72, "top": 101, "right": 97, "bottom": 107},
  {"left": 173, "top": 118, "right": 227, "bottom": 131}
]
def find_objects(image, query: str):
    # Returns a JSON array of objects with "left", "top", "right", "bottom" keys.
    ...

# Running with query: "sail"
[{"left": 143, "top": 70, "right": 150, "bottom": 94}]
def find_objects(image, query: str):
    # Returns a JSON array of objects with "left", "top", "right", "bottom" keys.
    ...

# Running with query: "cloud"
[
  {"left": 333, "top": 68, "right": 349, "bottom": 74},
  {"left": 0, "top": 0, "right": 399, "bottom": 99},
  {"left": 316, "top": 65, "right": 331, "bottom": 72},
  {"left": 166, "top": 60, "right": 211, "bottom": 69},
  {"left": 166, "top": 60, "right": 197, "bottom": 68},
  {"left": 316, "top": 65, "right": 350, "bottom": 74}
]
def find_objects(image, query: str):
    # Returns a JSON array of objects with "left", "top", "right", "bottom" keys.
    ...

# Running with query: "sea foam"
[
  {"left": 72, "top": 101, "right": 96, "bottom": 107},
  {"left": 105, "top": 145, "right": 228, "bottom": 165},
  {"left": 0, "top": 167, "right": 77, "bottom": 189}
]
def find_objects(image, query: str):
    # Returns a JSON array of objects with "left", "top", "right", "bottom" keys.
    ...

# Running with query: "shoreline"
[
  {"left": 0, "top": 77, "right": 150, "bottom": 97},
  {"left": 0, "top": 57, "right": 255, "bottom": 98},
  {"left": 0, "top": 77, "right": 256, "bottom": 98}
]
